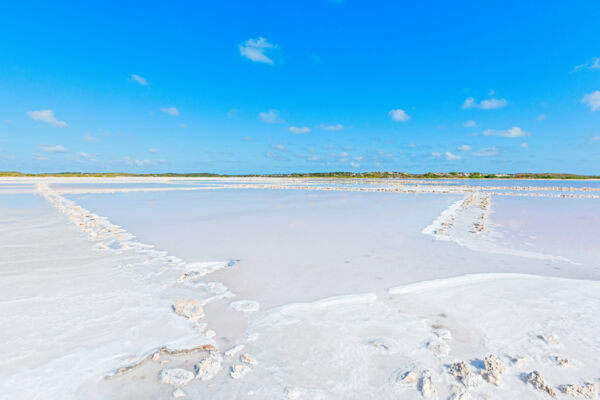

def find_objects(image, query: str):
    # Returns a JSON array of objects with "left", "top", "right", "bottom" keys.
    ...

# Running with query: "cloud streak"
[
  {"left": 388, "top": 109, "right": 410, "bottom": 122},
  {"left": 39, "top": 144, "right": 68, "bottom": 153},
  {"left": 483, "top": 126, "right": 529, "bottom": 138},
  {"left": 582, "top": 90, "right": 600, "bottom": 111},
  {"left": 239, "top": 37, "right": 278, "bottom": 64},
  {"left": 462, "top": 97, "right": 507, "bottom": 110},
  {"left": 160, "top": 107, "right": 180, "bottom": 116},
  {"left": 129, "top": 74, "right": 149, "bottom": 85},
  {"left": 259, "top": 110, "right": 283, "bottom": 124},
  {"left": 289, "top": 126, "right": 310, "bottom": 134},
  {"left": 27, "top": 110, "right": 68, "bottom": 128}
]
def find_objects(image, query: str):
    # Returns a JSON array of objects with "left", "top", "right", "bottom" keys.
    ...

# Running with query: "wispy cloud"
[
  {"left": 472, "top": 147, "right": 499, "bottom": 157},
  {"left": 520, "top": 142, "right": 529, "bottom": 148},
  {"left": 27, "top": 110, "right": 68, "bottom": 128},
  {"left": 289, "top": 126, "right": 310, "bottom": 134},
  {"left": 445, "top": 151, "right": 461, "bottom": 161},
  {"left": 178, "top": 123, "right": 187, "bottom": 129},
  {"left": 81, "top": 135, "right": 99, "bottom": 143},
  {"left": 123, "top": 157, "right": 163, "bottom": 167},
  {"left": 160, "top": 107, "right": 179, "bottom": 116},
  {"left": 582, "top": 90, "right": 600, "bottom": 111},
  {"left": 258, "top": 109, "right": 283, "bottom": 124},
  {"left": 462, "top": 96, "right": 507, "bottom": 110},
  {"left": 226, "top": 109, "right": 238, "bottom": 118},
  {"left": 458, "top": 144, "right": 472, "bottom": 151},
  {"left": 320, "top": 123, "right": 343, "bottom": 131},
  {"left": 432, "top": 152, "right": 442, "bottom": 157},
  {"left": 265, "top": 151, "right": 289, "bottom": 161},
  {"left": 148, "top": 148, "right": 159, "bottom": 153},
  {"left": 3, "top": 119, "right": 14, "bottom": 124},
  {"left": 483, "top": 126, "right": 529, "bottom": 138},
  {"left": 573, "top": 57, "right": 600, "bottom": 72},
  {"left": 129, "top": 74, "right": 149, "bottom": 85},
  {"left": 388, "top": 109, "right": 410, "bottom": 122},
  {"left": 274, "top": 144, "right": 286, "bottom": 150},
  {"left": 39, "top": 144, "right": 68, "bottom": 153},
  {"left": 239, "top": 37, "right": 278, "bottom": 64},
  {"left": 463, "top": 120, "right": 477, "bottom": 127}
]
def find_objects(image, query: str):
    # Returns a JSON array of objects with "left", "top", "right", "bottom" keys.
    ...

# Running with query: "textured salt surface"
[{"left": 1, "top": 178, "right": 599, "bottom": 399}]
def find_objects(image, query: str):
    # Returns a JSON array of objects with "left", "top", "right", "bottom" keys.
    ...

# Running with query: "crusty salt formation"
[
  {"left": 194, "top": 350, "right": 222, "bottom": 381},
  {"left": 526, "top": 370, "right": 556, "bottom": 397},
  {"left": 418, "top": 370, "right": 437, "bottom": 398},
  {"left": 559, "top": 383, "right": 599, "bottom": 399},
  {"left": 553, "top": 355, "right": 573, "bottom": 367},
  {"left": 173, "top": 299, "right": 204, "bottom": 319},
  {"left": 230, "top": 363, "right": 251, "bottom": 379},
  {"left": 159, "top": 368, "right": 195, "bottom": 387},
  {"left": 240, "top": 353, "right": 258, "bottom": 365},
  {"left": 449, "top": 361, "right": 481, "bottom": 387},
  {"left": 482, "top": 354, "right": 505, "bottom": 386}
]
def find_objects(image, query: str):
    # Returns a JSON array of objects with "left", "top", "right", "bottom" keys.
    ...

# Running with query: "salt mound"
[
  {"left": 525, "top": 370, "right": 556, "bottom": 397},
  {"left": 482, "top": 354, "right": 505, "bottom": 386},
  {"left": 230, "top": 300, "right": 260, "bottom": 313},
  {"left": 159, "top": 368, "right": 195, "bottom": 387},
  {"left": 559, "top": 383, "right": 599, "bottom": 399},
  {"left": 173, "top": 299, "right": 204, "bottom": 319},
  {"left": 194, "top": 351, "right": 222, "bottom": 381},
  {"left": 418, "top": 370, "right": 437, "bottom": 398}
]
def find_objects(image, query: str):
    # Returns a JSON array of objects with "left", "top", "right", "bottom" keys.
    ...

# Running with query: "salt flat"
[{"left": 0, "top": 178, "right": 598, "bottom": 400}]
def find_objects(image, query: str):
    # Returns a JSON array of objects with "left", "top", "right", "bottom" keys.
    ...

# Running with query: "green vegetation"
[{"left": 1, "top": 171, "right": 599, "bottom": 179}]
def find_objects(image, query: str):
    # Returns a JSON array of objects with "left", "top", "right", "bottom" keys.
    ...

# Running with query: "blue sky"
[{"left": 1, "top": 1, "right": 599, "bottom": 174}]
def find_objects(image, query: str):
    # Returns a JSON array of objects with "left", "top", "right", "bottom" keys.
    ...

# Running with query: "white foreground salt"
[{"left": 0, "top": 178, "right": 599, "bottom": 399}]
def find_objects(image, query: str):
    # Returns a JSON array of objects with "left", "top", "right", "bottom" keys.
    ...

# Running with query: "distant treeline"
[{"left": 1, "top": 171, "right": 599, "bottom": 179}]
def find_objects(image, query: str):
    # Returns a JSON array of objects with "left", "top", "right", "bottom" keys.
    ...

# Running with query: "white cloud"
[
  {"left": 445, "top": 151, "right": 461, "bottom": 161},
  {"left": 350, "top": 161, "right": 359, "bottom": 168},
  {"left": 536, "top": 113, "right": 547, "bottom": 121},
  {"left": 274, "top": 144, "right": 286, "bottom": 150},
  {"left": 160, "top": 107, "right": 179, "bottom": 116},
  {"left": 289, "top": 126, "right": 310, "bottom": 134},
  {"left": 124, "top": 157, "right": 157, "bottom": 167},
  {"left": 573, "top": 57, "right": 600, "bottom": 72},
  {"left": 483, "top": 126, "right": 529, "bottom": 138},
  {"left": 388, "top": 109, "right": 410, "bottom": 122},
  {"left": 82, "top": 135, "right": 99, "bottom": 143},
  {"left": 320, "top": 123, "right": 344, "bottom": 131},
  {"left": 472, "top": 147, "right": 499, "bottom": 157},
  {"left": 39, "top": 144, "right": 68, "bottom": 153},
  {"left": 520, "top": 142, "right": 529, "bottom": 148},
  {"left": 265, "top": 151, "right": 289, "bottom": 161},
  {"left": 148, "top": 148, "right": 159, "bottom": 153},
  {"left": 458, "top": 144, "right": 472, "bottom": 151},
  {"left": 258, "top": 109, "right": 283, "bottom": 124},
  {"left": 463, "top": 120, "right": 477, "bottom": 127},
  {"left": 129, "top": 74, "right": 148, "bottom": 85},
  {"left": 77, "top": 152, "right": 91, "bottom": 158},
  {"left": 239, "top": 37, "right": 278, "bottom": 64},
  {"left": 462, "top": 96, "right": 507, "bottom": 110},
  {"left": 582, "top": 90, "right": 600, "bottom": 111},
  {"left": 27, "top": 110, "right": 68, "bottom": 128},
  {"left": 591, "top": 135, "right": 600, "bottom": 142}
]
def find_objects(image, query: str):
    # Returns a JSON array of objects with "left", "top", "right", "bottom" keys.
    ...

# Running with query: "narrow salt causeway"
[{"left": 1, "top": 178, "right": 599, "bottom": 399}]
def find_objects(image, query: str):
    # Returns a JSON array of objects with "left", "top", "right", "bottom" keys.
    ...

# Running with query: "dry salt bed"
[{"left": 1, "top": 178, "right": 599, "bottom": 400}]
